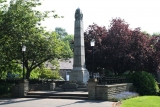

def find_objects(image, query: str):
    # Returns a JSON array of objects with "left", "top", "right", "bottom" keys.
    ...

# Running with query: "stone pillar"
[
  {"left": 50, "top": 82, "right": 55, "bottom": 91},
  {"left": 70, "top": 8, "right": 89, "bottom": 84},
  {"left": 19, "top": 79, "right": 29, "bottom": 97},
  {"left": 88, "top": 78, "right": 97, "bottom": 100}
]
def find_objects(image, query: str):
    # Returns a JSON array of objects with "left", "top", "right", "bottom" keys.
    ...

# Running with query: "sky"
[{"left": 37, "top": 0, "right": 160, "bottom": 35}]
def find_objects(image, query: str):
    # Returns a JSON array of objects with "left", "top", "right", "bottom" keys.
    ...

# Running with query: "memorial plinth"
[{"left": 69, "top": 8, "right": 89, "bottom": 84}]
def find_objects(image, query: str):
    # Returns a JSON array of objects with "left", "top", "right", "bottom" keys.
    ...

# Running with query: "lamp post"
[
  {"left": 90, "top": 39, "right": 95, "bottom": 78},
  {"left": 22, "top": 45, "right": 26, "bottom": 80}
]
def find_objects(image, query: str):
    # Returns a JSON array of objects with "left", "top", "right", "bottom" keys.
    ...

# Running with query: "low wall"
[
  {"left": 88, "top": 79, "right": 133, "bottom": 101},
  {"left": 29, "top": 84, "right": 50, "bottom": 91},
  {"left": 11, "top": 80, "right": 29, "bottom": 97},
  {"left": 12, "top": 85, "right": 19, "bottom": 97},
  {"left": 95, "top": 83, "right": 133, "bottom": 100},
  {"left": 12, "top": 83, "right": 55, "bottom": 97}
]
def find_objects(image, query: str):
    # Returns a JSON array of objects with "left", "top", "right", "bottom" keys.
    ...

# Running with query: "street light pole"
[
  {"left": 22, "top": 45, "right": 26, "bottom": 80},
  {"left": 90, "top": 39, "right": 95, "bottom": 78}
]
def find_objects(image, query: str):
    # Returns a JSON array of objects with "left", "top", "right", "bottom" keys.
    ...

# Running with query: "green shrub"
[
  {"left": 30, "top": 67, "right": 63, "bottom": 80},
  {"left": 0, "top": 61, "right": 22, "bottom": 79},
  {"left": 30, "top": 68, "right": 41, "bottom": 79},
  {"left": 0, "top": 82, "right": 13, "bottom": 95},
  {"left": 130, "top": 71, "right": 159, "bottom": 95},
  {"left": 39, "top": 69, "right": 62, "bottom": 79}
]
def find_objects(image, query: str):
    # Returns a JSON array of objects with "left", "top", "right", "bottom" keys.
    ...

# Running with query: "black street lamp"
[
  {"left": 22, "top": 45, "right": 26, "bottom": 80},
  {"left": 90, "top": 39, "right": 95, "bottom": 78}
]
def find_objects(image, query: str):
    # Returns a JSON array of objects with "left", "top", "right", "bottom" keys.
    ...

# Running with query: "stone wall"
[
  {"left": 11, "top": 82, "right": 61, "bottom": 96},
  {"left": 11, "top": 85, "right": 19, "bottom": 97},
  {"left": 95, "top": 83, "right": 133, "bottom": 100},
  {"left": 11, "top": 80, "right": 29, "bottom": 97},
  {"left": 11, "top": 83, "right": 50, "bottom": 97},
  {"left": 88, "top": 79, "right": 133, "bottom": 101},
  {"left": 29, "top": 84, "right": 50, "bottom": 91}
]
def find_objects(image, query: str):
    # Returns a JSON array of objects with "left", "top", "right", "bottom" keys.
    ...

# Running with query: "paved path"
[{"left": 0, "top": 98, "right": 114, "bottom": 107}]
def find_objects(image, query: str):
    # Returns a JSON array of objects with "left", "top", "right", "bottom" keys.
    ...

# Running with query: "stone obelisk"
[{"left": 69, "top": 8, "right": 89, "bottom": 84}]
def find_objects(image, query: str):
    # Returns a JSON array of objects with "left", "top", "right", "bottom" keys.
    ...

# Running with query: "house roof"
[
  {"left": 59, "top": 58, "right": 73, "bottom": 69},
  {"left": 45, "top": 58, "right": 73, "bottom": 70}
]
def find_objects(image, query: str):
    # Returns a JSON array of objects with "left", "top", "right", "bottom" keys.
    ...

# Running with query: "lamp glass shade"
[
  {"left": 22, "top": 46, "right": 26, "bottom": 51},
  {"left": 90, "top": 39, "right": 95, "bottom": 46}
]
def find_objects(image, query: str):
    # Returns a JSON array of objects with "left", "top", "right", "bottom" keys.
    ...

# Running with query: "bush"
[
  {"left": 0, "top": 82, "right": 13, "bottom": 95},
  {"left": 30, "top": 67, "right": 63, "bottom": 80},
  {"left": 39, "top": 69, "right": 62, "bottom": 79},
  {"left": 30, "top": 68, "right": 41, "bottom": 79},
  {"left": 130, "top": 71, "right": 159, "bottom": 95}
]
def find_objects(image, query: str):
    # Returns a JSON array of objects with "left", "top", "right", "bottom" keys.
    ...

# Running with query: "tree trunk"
[{"left": 26, "top": 69, "right": 31, "bottom": 80}]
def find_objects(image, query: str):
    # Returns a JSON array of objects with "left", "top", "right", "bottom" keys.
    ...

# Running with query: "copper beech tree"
[{"left": 84, "top": 18, "right": 159, "bottom": 76}]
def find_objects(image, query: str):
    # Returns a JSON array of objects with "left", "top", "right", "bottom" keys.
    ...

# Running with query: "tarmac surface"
[{"left": 0, "top": 98, "right": 114, "bottom": 107}]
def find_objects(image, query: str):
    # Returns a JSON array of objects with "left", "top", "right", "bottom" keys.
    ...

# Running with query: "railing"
[{"left": 97, "top": 76, "right": 130, "bottom": 85}]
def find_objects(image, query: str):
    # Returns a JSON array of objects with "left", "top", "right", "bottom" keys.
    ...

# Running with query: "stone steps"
[
  {"left": 77, "top": 88, "right": 88, "bottom": 91},
  {"left": 54, "top": 87, "right": 88, "bottom": 91},
  {"left": 26, "top": 91, "right": 88, "bottom": 100},
  {"left": 25, "top": 95, "right": 88, "bottom": 100},
  {"left": 55, "top": 82, "right": 88, "bottom": 92},
  {"left": 78, "top": 85, "right": 87, "bottom": 88}
]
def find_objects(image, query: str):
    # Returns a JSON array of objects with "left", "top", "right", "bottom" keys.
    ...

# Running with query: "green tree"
[
  {"left": 62, "top": 34, "right": 74, "bottom": 51},
  {"left": 0, "top": 60, "right": 22, "bottom": 79},
  {"left": 0, "top": 0, "right": 72, "bottom": 80},
  {"left": 30, "top": 67, "right": 40, "bottom": 79},
  {"left": 23, "top": 31, "right": 72, "bottom": 79},
  {"left": 152, "top": 32, "right": 160, "bottom": 36},
  {"left": 55, "top": 27, "right": 68, "bottom": 38},
  {"left": 30, "top": 59, "right": 60, "bottom": 80},
  {"left": 61, "top": 41, "right": 73, "bottom": 58}
]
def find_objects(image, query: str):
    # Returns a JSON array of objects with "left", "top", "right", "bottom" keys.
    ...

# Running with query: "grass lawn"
[{"left": 121, "top": 96, "right": 160, "bottom": 107}]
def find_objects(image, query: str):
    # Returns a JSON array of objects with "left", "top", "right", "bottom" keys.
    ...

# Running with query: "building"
[
  {"left": 59, "top": 58, "right": 73, "bottom": 81},
  {"left": 45, "top": 58, "right": 73, "bottom": 81}
]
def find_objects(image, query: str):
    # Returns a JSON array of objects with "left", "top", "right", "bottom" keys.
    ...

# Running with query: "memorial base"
[{"left": 70, "top": 68, "right": 89, "bottom": 84}]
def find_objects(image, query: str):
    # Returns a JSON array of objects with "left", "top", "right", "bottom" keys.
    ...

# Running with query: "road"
[{"left": 0, "top": 98, "right": 114, "bottom": 107}]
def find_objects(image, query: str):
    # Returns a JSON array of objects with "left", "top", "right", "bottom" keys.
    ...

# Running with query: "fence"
[{"left": 98, "top": 76, "right": 130, "bottom": 85}]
